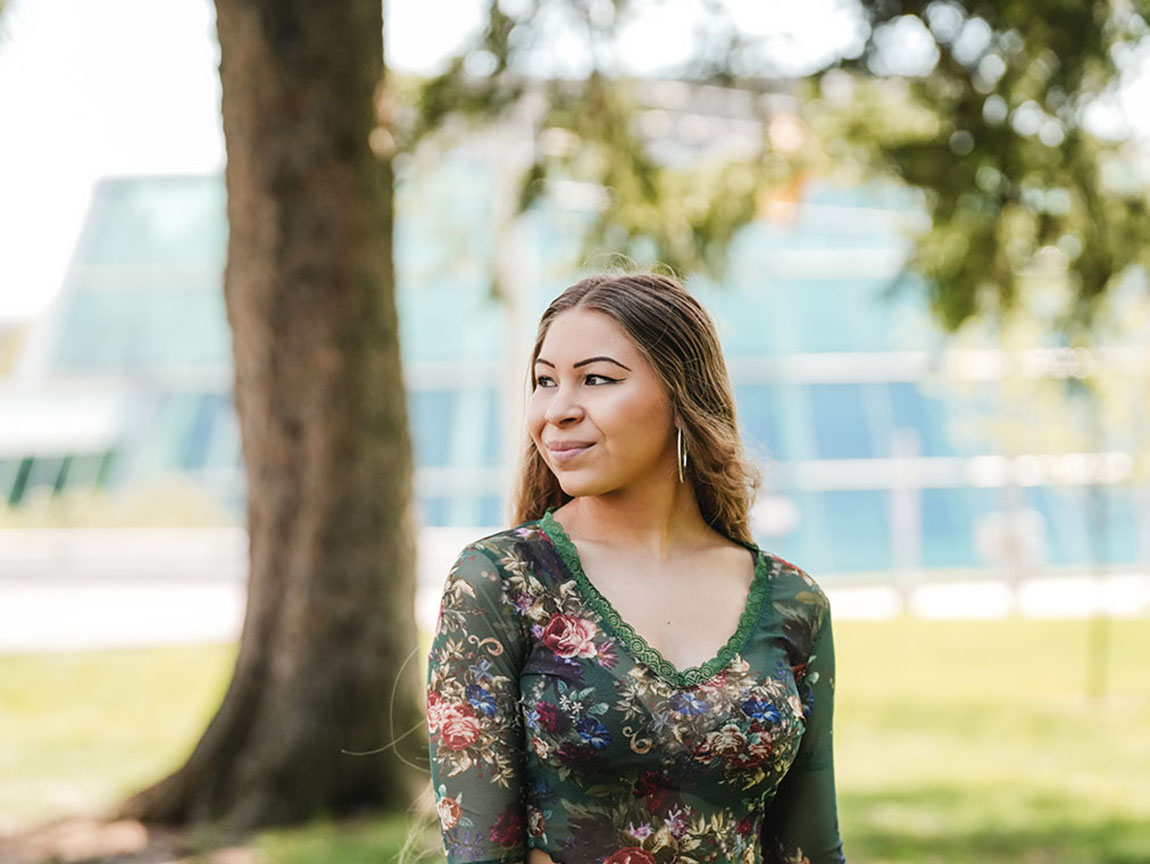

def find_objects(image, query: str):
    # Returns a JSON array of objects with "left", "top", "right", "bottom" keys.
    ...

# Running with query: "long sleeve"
[
  {"left": 427, "top": 543, "right": 529, "bottom": 864},
  {"left": 760, "top": 597, "right": 846, "bottom": 864}
]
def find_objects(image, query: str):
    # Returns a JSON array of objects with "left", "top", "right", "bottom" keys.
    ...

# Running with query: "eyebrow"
[{"left": 535, "top": 355, "right": 633, "bottom": 372}]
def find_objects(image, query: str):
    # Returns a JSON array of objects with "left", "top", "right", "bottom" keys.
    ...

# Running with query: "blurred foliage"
[
  {"left": 829, "top": 0, "right": 1150, "bottom": 341},
  {"left": 394, "top": 2, "right": 804, "bottom": 285},
  {"left": 943, "top": 266, "right": 1150, "bottom": 480},
  {"left": 398, "top": 0, "right": 1150, "bottom": 340}
]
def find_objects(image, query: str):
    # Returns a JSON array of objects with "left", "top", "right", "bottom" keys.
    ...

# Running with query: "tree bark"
[{"left": 114, "top": 0, "right": 424, "bottom": 835}]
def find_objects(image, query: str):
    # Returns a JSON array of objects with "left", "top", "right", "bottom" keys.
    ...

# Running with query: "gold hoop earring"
[{"left": 677, "top": 426, "right": 688, "bottom": 483}]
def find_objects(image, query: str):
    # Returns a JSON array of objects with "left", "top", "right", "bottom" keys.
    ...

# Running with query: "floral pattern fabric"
[{"left": 426, "top": 508, "right": 846, "bottom": 864}]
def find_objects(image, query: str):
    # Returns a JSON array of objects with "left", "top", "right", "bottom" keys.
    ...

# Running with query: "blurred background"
[{"left": 1, "top": 0, "right": 1148, "bottom": 862}]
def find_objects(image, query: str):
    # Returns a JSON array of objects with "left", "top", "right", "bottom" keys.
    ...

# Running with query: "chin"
[
  {"left": 552, "top": 471, "right": 594, "bottom": 496},
  {"left": 555, "top": 472, "right": 622, "bottom": 499},
  {"left": 556, "top": 478, "right": 593, "bottom": 497}
]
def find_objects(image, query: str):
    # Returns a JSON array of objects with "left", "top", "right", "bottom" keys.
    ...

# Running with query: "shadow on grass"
[
  {"left": 842, "top": 785, "right": 1150, "bottom": 864},
  {"left": 3, "top": 794, "right": 1147, "bottom": 864},
  {"left": 0, "top": 810, "right": 425, "bottom": 864}
]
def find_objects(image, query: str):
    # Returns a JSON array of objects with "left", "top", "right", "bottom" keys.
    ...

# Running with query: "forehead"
[{"left": 537, "top": 308, "right": 636, "bottom": 360}]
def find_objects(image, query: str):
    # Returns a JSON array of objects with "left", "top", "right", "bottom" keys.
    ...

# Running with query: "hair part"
[{"left": 511, "top": 272, "right": 763, "bottom": 544}]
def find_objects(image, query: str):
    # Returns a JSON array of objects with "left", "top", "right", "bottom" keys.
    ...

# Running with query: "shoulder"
[
  {"left": 438, "top": 525, "right": 546, "bottom": 633},
  {"left": 762, "top": 551, "right": 831, "bottom": 641},
  {"left": 452, "top": 517, "right": 549, "bottom": 571},
  {"left": 445, "top": 518, "right": 555, "bottom": 595}
]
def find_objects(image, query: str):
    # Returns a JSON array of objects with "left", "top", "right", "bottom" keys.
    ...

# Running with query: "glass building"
[{"left": 2, "top": 151, "right": 1148, "bottom": 585}]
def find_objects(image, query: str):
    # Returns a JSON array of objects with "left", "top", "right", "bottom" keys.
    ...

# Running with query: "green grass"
[
  {"left": 0, "top": 643, "right": 237, "bottom": 832},
  {"left": 2, "top": 617, "right": 1148, "bottom": 863},
  {"left": 833, "top": 617, "right": 1150, "bottom": 864},
  {"left": 249, "top": 813, "right": 426, "bottom": 864}
]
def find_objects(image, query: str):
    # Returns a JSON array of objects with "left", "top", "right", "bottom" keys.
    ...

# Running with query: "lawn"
[
  {"left": 832, "top": 617, "right": 1150, "bottom": 864},
  {"left": 1, "top": 617, "right": 1147, "bottom": 863}
]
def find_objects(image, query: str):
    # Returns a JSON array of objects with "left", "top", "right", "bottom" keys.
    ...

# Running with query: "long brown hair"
[{"left": 511, "top": 272, "right": 763, "bottom": 544}]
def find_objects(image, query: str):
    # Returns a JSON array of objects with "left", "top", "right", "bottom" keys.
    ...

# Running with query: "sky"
[{"left": 0, "top": 0, "right": 1147, "bottom": 324}]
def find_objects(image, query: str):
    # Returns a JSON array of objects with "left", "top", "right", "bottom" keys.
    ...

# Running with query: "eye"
[{"left": 534, "top": 373, "right": 617, "bottom": 388}]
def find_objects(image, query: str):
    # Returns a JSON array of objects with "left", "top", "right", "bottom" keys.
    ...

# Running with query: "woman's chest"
[
  {"left": 572, "top": 546, "right": 758, "bottom": 673},
  {"left": 519, "top": 639, "right": 806, "bottom": 798},
  {"left": 510, "top": 569, "right": 806, "bottom": 795}
]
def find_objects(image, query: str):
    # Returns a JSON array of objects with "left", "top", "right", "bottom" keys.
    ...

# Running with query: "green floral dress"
[{"left": 426, "top": 507, "right": 845, "bottom": 864}]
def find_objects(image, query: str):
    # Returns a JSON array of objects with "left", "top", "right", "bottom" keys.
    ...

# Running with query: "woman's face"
[{"left": 528, "top": 307, "right": 677, "bottom": 498}]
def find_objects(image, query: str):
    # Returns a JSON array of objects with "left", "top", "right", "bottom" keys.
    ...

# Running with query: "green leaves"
[
  {"left": 401, "top": 0, "right": 1150, "bottom": 336},
  {"left": 828, "top": 1, "right": 1150, "bottom": 336}
]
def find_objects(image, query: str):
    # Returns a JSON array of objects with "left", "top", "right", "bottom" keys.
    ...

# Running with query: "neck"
[{"left": 558, "top": 480, "right": 710, "bottom": 563}]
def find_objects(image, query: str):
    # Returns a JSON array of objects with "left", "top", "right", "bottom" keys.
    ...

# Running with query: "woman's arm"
[
  {"left": 760, "top": 598, "right": 846, "bottom": 864},
  {"left": 427, "top": 543, "right": 529, "bottom": 864}
]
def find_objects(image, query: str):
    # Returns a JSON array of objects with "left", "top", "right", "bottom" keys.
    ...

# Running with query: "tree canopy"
[{"left": 404, "top": 0, "right": 1150, "bottom": 340}]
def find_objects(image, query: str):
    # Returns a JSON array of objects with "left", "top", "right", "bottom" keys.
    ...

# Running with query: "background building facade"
[{"left": 2, "top": 152, "right": 1148, "bottom": 588}]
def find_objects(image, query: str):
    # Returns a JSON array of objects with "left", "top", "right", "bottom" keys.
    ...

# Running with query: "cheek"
[
  {"left": 599, "top": 393, "right": 671, "bottom": 454},
  {"left": 526, "top": 400, "right": 541, "bottom": 434},
  {"left": 526, "top": 395, "right": 548, "bottom": 441},
  {"left": 606, "top": 389, "right": 669, "bottom": 430}
]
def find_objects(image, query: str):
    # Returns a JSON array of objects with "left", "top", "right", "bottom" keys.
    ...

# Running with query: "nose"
[{"left": 542, "top": 381, "right": 584, "bottom": 426}]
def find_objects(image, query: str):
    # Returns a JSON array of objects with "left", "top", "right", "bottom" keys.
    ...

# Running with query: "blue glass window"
[
  {"left": 1026, "top": 485, "right": 1086, "bottom": 566},
  {"left": 409, "top": 390, "right": 457, "bottom": 468},
  {"left": 769, "top": 489, "right": 891, "bottom": 574},
  {"left": 808, "top": 383, "right": 874, "bottom": 459},
  {"left": 786, "top": 278, "right": 911, "bottom": 353},
  {"left": 184, "top": 393, "right": 226, "bottom": 470},
  {"left": 150, "top": 393, "right": 202, "bottom": 471},
  {"left": 888, "top": 382, "right": 957, "bottom": 458},
  {"left": 21, "top": 457, "right": 66, "bottom": 496},
  {"left": 420, "top": 496, "right": 450, "bottom": 527},
  {"left": 53, "top": 291, "right": 231, "bottom": 373},
  {"left": 479, "top": 495, "right": 504, "bottom": 527},
  {"left": 734, "top": 385, "right": 784, "bottom": 461},
  {"left": 0, "top": 459, "right": 24, "bottom": 504},
  {"left": 203, "top": 399, "right": 241, "bottom": 471},
  {"left": 7, "top": 458, "right": 32, "bottom": 505},
  {"left": 823, "top": 489, "right": 892, "bottom": 572},
  {"left": 80, "top": 177, "right": 227, "bottom": 267},
  {"left": 64, "top": 453, "right": 108, "bottom": 488},
  {"left": 482, "top": 389, "right": 502, "bottom": 467},
  {"left": 1026, "top": 485, "right": 1138, "bottom": 566},
  {"left": 920, "top": 487, "right": 997, "bottom": 568}
]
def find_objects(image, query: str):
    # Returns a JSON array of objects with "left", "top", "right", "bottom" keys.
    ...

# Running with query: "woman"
[{"left": 426, "top": 273, "right": 846, "bottom": 864}]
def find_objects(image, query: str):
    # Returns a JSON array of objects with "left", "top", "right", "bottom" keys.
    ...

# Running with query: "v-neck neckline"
[{"left": 537, "top": 506, "right": 771, "bottom": 689}]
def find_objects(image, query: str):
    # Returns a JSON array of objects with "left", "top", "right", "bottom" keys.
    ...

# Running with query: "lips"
[
  {"left": 547, "top": 443, "right": 594, "bottom": 464},
  {"left": 548, "top": 441, "right": 594, "bottom": 451}
]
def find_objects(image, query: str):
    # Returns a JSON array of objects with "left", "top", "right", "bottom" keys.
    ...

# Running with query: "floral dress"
[{"left": 426, "top": 507, "right": 846, "bottom": 864}]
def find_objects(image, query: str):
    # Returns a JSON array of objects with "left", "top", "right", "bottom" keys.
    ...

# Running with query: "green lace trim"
[{"left": 538, "top": 507, "right": 771, "bottom": 689}]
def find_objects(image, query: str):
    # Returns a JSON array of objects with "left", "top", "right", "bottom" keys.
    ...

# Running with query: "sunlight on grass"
[
  {"left": 833, "top": 617, "right": 1150, "bottom": 864},
  {"left": 2, "top": 617, "right": 1148, "bottom": 863},
  {"left": 252, "top": 813, "right": 427, "bottom": 864},
  {"left": 0, "top": 643, "right": 237, "bottom": 832}
]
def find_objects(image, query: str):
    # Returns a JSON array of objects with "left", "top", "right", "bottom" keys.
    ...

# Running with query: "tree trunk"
[{"left": 114, "top": 0, "right": 425, "bottom": 836}]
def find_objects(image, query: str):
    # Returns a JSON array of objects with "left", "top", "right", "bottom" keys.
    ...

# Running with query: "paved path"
[
  {"left": 2, "top": 572, "right": 1147, "bottom": 655},
  {"left": 2, "top": 526, "right": 1146, "bottom": 653}
]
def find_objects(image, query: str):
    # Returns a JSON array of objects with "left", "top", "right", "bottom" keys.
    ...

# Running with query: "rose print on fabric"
[
  {"left": 438, "top": 702, "right": 483, "bottom": 750},
  {"left": 542, "top": 612, "right": 599, "bottom": 658},
  {"left": 603, "top": 848, "right": 657, "bottom": 864},
  {"left": 435, "top": 792, "right": 462, "bottom": 830}
]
